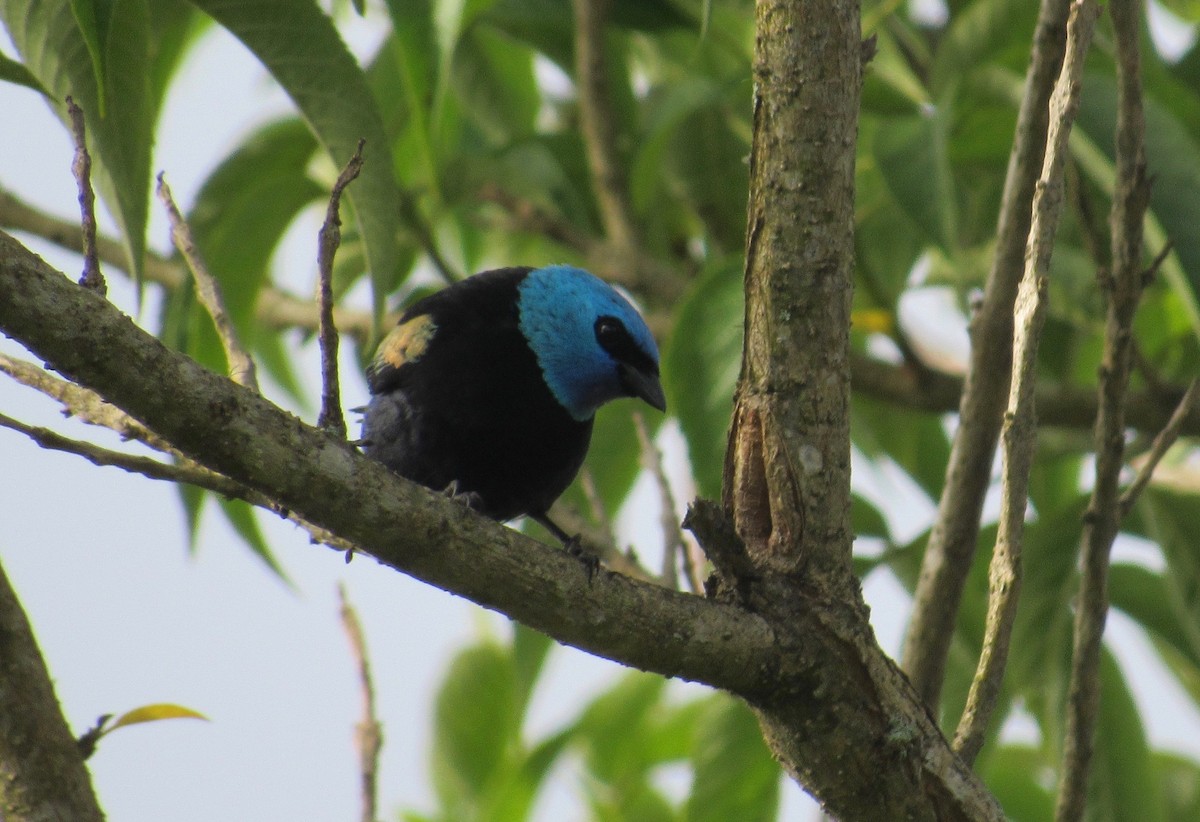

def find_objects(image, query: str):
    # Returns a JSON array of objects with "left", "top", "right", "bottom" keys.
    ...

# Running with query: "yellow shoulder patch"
[{"left": 375, "top": 314, "right": 437, "bottom": 369}]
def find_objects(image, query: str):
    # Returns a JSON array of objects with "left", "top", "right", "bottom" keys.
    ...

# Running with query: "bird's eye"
[{"left": 595, "top": 316, "right": 624, "bottom": 349}]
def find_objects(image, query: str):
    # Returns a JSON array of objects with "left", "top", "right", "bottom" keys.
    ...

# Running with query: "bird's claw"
[
  {"left": 443, "top": 480, "right": 484, "bottom": 511},
  {"left": 564, "top": 534, "right": 600, "bottom": 582}
]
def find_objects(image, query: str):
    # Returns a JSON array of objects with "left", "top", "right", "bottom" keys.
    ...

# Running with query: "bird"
[{"left": 359, "top": 264, "right": 666, "bottom": 548}]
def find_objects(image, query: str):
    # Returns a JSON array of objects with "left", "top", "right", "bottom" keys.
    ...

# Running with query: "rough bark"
[{"left": 0, "top": 558, "right": 105, "bottom": 821}]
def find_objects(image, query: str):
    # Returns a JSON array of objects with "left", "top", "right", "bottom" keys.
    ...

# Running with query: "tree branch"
[
  {"left": 953, "top": 0, "right": 1099, "bottom": 764},
  {"left": 1057, "top": 2, "right": 1149, "bottom": 817},
  {"left": 0, "top": 556, "right": 105, "bottom": 821},
  {"left": 156, "top": 173, "right": 260, "bottom": 391},
  {"left": 902, "top": 0, "right": 1073, "bottom": 710},
  {"left": 1120, "top": 378, "right": 1200, "bottom": 513},
  {"left": 65, "top": 97, "right": 104, "bottom": 294},
  {"left": 317, "top": 141, "right": 365, "bottom": 437},
  {"left": 570, "top": 0, "right": 639, "bottom": 252},
  {"left": 338, "top": 584, "right": 382, "bottom": 822}
]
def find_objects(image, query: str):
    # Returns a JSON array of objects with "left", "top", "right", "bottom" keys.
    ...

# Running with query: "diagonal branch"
[
  {"left": 902, "top": 0, "right": 1073, "bottom": 710},
  {"left": 1120, "top": 378, "right": 1200, "bottom": 513},
  {"left": 953, "top": 0, "right": 1100, "bottom": 765},
  {"left": 156, "top": 174, "right": 260, "bottom": 392}
]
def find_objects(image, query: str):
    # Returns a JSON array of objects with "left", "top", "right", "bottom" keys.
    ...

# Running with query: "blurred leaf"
[
  {"left": 106, "top": 702, "right": 209, "bottom": 733},
  {"left": 0, "top": 49, "right": 50, "bottom": 96},
  {"left": 1157, "top": 752, "right": 1200, "bottom": 821},
  {"left": 1087, "top": 649, "right": 1166, "bottom": 822},
  {"left": 1128, "top": 488, "right": 1200, "bottom": 654},
  {"left": 1158, "top": 0, "right": 1200, "bottom": 23},
  {"left": 929, "top": 0, "right": 1036, "bottom": 96},
  {"left": 511, "top": 622, "right": 553, "bottom": 712},
  {"left": 685, "top": 697, "right": 779, "bottom": 822},
  {"left": 453, "top": 24, "right": 538, "bottom": 144},
  {"left": 218, "top": 496, "right": 288, "bottom": 580},
  {"left": 1110, "top": 562, "right": 1200, "bottom": 712},
  {"left": 191, "top": 0, "right": 404, "bottom": 322},
  {"left": 1075, "top": 73, "right": 1200, "bottom": 343},
  {"left": 186, "top": 117, "right": 323, "bottom": 402},
  {"left": 432, "top": 643, "right": 518, "bottom": 807},
  {"left": 663, "top": 259, "right": 742, "bottom": 498},
  {"left": 850, "top": 395, "right": 949, "bottom": 502},
  {"left": 874, "top": 108, "right": 958, "bottom": 252},
  {"left": 576, "top": 671, "right": 667, "bottom": 781},
  {"left": 977, "top": 744, "right": 1055, "bottom": 822}
]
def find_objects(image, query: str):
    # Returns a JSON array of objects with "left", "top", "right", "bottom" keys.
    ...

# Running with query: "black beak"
[{"left": 619, "top": 363, "right": 667, "bottom": 411}]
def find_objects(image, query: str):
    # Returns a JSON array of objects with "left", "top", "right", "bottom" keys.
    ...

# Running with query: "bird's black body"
[{"left": 361, "top": 266, "right": 662, "bottom": 529}]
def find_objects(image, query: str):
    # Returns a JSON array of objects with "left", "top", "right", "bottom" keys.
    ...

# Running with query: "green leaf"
[
  {"left": 850, "top": 395, "right": 950, "bottom": 502},
  {"left": 452, "top": 24, "right": 538, "bottom": 144},
  {"left": 1087, "top": 649, "right": 1166, "bottom": 822},
  {"left": 1158, "top": 0, "right": 1200, "bottom": 23},
  {"left": 217, "top": 496, "right": 288, "bottom": 580},
  {"left": 1128, "top": 488, "right": 1200, "bottom": 654},
  {"left": 186, "top": 117, "right": 323, "bottom": 403},
  {"left": 190, "top": 0, "right": 404, "bottom": 324},
  {"left": 685, "top": 697, "right": 780, "bottom": 822},
  {"left": 929, "top": 0, "right": 1037, "bottom": 97},
  {"left": 511, "top": 622, "right": 553, "bottom": 713},
  {"left": 1157, "top": 752, "right": 1200, "bottom": 821},
  {"left": 432, "top": 643, "right": 518, "bottom": 807},
  {"left": 1110, "top": 563, "right": 1200, "bottom": 674},
  {"left": 0, "top": 49, "right": 51, "bottom": 96},
  {"left": 874, "top": 108, "right": 959, "bottom": 252},
  {"left": 69, "top": 0, "right": 110, "bottom": 112},
  {"left": 3, "top": 0, "right": 155, "bottom": 282},
  {"left": 977, "top": 744, "right": 1055, "bottom": 822},
  {"left": 663, "top": 259, "right": 742, "bottom": 498},
  {"left": 576, "top": 671, "right": 667, "bottom": 782},
  {"left": 1075, "top": 73, "right": 1200, "bottom": 343}
]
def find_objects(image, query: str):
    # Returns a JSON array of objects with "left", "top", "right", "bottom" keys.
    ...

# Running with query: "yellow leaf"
[{"left": 106, "top": 703, "right": 209, "bottom": 733}]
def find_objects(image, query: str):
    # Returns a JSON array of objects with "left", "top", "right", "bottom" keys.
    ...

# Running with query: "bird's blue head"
[{"left": 518, "top": 265, "right": 665, "bottom": 421}]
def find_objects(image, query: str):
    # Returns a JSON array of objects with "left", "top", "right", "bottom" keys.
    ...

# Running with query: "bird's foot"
[
  {"left": 441, "top": 477, "right": 482, "bottom": 508},
  {"left": 442, "top": 480, "right": 484, "bottom": 511},
  {"left": 563, "top": 534, "right": 600, "bottom": 582}
]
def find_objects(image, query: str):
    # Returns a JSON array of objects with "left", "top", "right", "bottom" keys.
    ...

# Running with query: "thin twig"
[
  {"left": 337, "top": 584, "right": 382, "bottom": 822},
  {"left": 954, "top": 0, "right": 1100, "bottom": 767},
  {"left": 570, "top": 0, "right": 640, "bottom": 252},
  {"left": 0, "top": 410, "right": 247, "bottom": 494},
  {"left": 317, "top": 140, "right": 365, "bottom": 437},
  {"left": 1120, "top": 379, "right": 1200, "bottom": 513},
  {"left": 156, "top": 173, "right": 260, "bottom": 392},
  {"left": 1056, "top": 2, "right": 1150, "bottom": 816},
  {"left": 0, "top": 362, "right": 357, "bottom": 555},
  {"left": 65, "top": 97, "right": 104, "bottom": 294},
  {"left": 633, "top": 412, "right": 689, "bottom": 589},
  {"left": 0, "top": 352, "right": 176, "bottom": 454},
  {"left": 902, "top": 0, "right": 1074, "bottom": 710}
]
